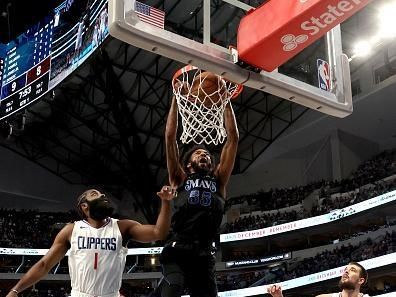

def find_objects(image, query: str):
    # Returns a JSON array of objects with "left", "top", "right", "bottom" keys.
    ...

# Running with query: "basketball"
[{"left": 190, "top": 72, "right": 226, "bottom": 108}]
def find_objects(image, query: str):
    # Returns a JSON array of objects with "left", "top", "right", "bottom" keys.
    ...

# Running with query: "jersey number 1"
[{"left": 94, "top": 252, "right": 98, "bottom": 270}]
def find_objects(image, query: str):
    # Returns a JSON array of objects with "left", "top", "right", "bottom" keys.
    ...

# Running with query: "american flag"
[{"left": 135, "top": 1, "right": 165, "bottom": 29}]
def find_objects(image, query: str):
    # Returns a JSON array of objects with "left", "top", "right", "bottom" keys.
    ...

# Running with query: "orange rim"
[{"left": 172, "top": 65, "right": 244, "bottom": 99}]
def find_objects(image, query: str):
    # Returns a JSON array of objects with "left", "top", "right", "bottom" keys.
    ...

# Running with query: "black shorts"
[{"left": 156, "top": 242, "right": 217, "bottom": 297}]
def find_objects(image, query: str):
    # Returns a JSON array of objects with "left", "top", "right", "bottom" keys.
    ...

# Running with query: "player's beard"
[
  {"left": 88, "top": 196, "right": 114, "bottom": 221},
  {"left": 338, "top": 279, "right": 357, "bottom": 291}
]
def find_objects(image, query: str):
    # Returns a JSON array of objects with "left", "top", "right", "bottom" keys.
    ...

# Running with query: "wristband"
[{"left": 11, "top": 289, "right": 19, "bottom": 295}]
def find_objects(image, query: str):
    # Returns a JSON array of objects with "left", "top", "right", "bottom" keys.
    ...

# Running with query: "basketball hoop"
[{"left": 172, "top": 65, "right": 243, "bottom": 145}]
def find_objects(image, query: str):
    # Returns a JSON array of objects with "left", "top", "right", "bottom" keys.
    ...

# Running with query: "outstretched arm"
[
  {"left": 120, "top": 185, "right": 175, "bottom": 242},
  {"left": 6, "top": 224, "right": 72, "bottom": 297},
  {"left": 165, "top": 96, "right": 185, "bottom": 187},
  {"left": 215, "top": 102, "right": 239, "bottom": 197}
]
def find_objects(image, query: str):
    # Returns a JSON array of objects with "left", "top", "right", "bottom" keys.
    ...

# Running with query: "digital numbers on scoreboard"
[
  {"left": 0, "top": 57, "right": 51, "bottom": 116},
  {"left": 0, "top": 0, "right": 109, "bottom": 121},
  {"left": 0, "top": 20, "right": 53, "bottom": 119},
  {"left": 0, "top": 58, "right": 3, "bottom": 98}
]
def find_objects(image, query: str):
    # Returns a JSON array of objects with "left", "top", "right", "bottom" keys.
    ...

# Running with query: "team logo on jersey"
[
  {"left": 185, "top": 178, "right": 217, "bottom": 192},
  {"left": 78, "top": 236, "right": 116, "bottom": 251}
]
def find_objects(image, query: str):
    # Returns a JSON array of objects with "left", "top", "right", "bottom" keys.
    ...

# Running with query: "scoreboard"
[
  {"left": 0, "top": 0, "right": 109, "bottom": 121},
  {"left": 0, "top": 21, "right": 53, "bottom": 117}
]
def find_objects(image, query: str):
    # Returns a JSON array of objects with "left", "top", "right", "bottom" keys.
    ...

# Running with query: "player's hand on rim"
[{"left": 157, "top": 185, "right": 177, "bottom": 201}]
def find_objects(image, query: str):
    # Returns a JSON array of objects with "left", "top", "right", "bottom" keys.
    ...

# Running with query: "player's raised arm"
[
  {"left": 165, "top": 96, "right": 185, "bottom": 187},
  {"left": 119, "top": 185, "right": 175, "bottom": 242},
  {"left": 6, "top": 224, "right": 72, "bottom": 297},
  {"left": 215, "top": 102, "right": 239, "bottom": 197}
]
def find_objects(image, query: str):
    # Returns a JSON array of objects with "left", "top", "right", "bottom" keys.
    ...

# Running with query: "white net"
[{"left": 172, "top": 66, "right": 242, "bottom": 145}]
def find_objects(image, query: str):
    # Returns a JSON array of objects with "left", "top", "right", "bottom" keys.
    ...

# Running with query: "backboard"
[{"left": 108, "top": 0, "right": 353, "bottom": 118}]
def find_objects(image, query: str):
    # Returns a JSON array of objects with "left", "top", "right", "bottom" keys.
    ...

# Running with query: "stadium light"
[
  {"left": 350, "top": 1, "right": 396, "bottom": 62},
  {"left": 352, "top": 41, "right": 371, "bottom": 57},
  {"left": 378, "top": 3, "right": 396, "bottom": 38}
]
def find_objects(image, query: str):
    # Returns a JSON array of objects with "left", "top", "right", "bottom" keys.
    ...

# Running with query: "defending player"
[
  {"left": 267, "top": 262, "right": 369, "bottom": 297},
  {"left": 6, "top": 186, "right": 175, "bottom": 297}
]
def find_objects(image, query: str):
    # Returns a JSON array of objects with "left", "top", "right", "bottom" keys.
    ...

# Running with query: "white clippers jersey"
[{"left": 69, "top": 218, "right": 128, "bottom": 297}]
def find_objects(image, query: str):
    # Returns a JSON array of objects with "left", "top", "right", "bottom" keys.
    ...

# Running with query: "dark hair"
[
  {"left": 181, "top": 145, "right": 215, "bottom": 171},
  {"left": 349, "top": 262, "right": 368, "bottom": 286},
  {"left": 76, "top": 189, "right": 92, "bottom": 219}
]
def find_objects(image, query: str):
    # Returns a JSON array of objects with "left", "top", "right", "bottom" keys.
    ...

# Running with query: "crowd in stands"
[
  {"left": 312, "top": 180, "right": 396, "bottom": 216},
  {"left": 225, "top": 182, "right": 322, "bottom": 213},
  {"left": 222, "top": 210, "right": 301, "bottom": 234},
  {"left": 319, "top": 149, "right": 396, "bottom": 196},
  {"left": 222, "top": 178, "right": 396, "bottom": 234},
  {"left": 0, "top": 208, "right": 76, "bottom": 249},
  {"left": 226, "top": 149, "right": 395, "bottom": 212},
  {"left": 222, "top": 149, "right": 396, "bottom": 233}
]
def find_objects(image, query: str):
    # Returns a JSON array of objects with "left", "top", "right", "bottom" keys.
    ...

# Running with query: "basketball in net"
[
  {"left": 172, "top": 65, "right": 243, "bottom": 145},
  {"left": 190, "top": 71, "right": 227, "bottom": 108}
]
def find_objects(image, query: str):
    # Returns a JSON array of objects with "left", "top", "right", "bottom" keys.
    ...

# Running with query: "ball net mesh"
[{"left": 172, "top": 65, "right": 243, "bottom": 145}]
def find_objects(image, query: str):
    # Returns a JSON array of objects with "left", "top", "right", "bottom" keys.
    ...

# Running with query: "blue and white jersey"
[{"left": 69, "top": 218, "right": 127, "bottom": 297}]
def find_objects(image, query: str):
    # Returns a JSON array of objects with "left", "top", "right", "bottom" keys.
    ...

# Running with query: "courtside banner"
[
  {"left": 220, "top": 189, "right": 396, "bottom": 243},
  {"left": 237, "top": 0, "right": 373, "bottom": 71},
  {"left": 225, "top": 252, "right": 291, "bottom": 268},
  {"left": 0, "top": 247, "right": 164, "bottom": 256}
]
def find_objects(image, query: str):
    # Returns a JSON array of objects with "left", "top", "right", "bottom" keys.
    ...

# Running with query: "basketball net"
[{"left": 172, "top": 65, "right": 243, "bottom": 145}]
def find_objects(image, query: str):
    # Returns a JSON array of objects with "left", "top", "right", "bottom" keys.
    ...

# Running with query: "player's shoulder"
[
  {"left": 53, "top": 222, "right": 75, "bottom": 243},
  {"left": 117, "top": 219, "right": 141, "bottom": 237},
  {"left": 117, "top": 219, "right": 139, "bottom": 228},
  {"left": 62, "top": 222, "right": 75, "bottom": 230},
  {"left": 62, "top": 222, "right": 75, "bottom": 233},
  {"left": 315, "top": 294, "right": 334, "bottom": 297}
]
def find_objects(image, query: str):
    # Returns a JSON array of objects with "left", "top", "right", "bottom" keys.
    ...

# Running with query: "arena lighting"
[
  {"left": 378, "top": 2, "right": 396, "bottom": 38},
  {"left": 352, "top": 40, "right": 371, "bottom": 57},
  {"left": 349, "top": 1, "right": 396, "bottom": 62}
]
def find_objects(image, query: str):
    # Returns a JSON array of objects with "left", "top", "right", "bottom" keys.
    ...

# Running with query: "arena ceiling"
[{"left": 0, "top": 0, "right": 388, "bottom": 221}]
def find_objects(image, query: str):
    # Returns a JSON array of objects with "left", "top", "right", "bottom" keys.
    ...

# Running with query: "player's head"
[
  {"left": 76, "top": 189, "right": 114, "bottom": 221},
  {"left": 182, "top": 145, "right": 215, "bottom": 174},
  {"left": 338, "top": 262, "right": 368, "bottom": 291}
]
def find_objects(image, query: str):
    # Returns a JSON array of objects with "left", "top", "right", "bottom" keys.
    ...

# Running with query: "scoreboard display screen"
[{"left": 0, "top": 0, "right": 109, "bottom": 120}]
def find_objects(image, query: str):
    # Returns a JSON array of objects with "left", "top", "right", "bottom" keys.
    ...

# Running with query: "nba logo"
[{"left": 317, "top": 59, "right": 330, "bottom": 91}]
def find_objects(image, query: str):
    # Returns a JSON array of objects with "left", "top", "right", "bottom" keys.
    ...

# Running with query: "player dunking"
[
  {"left": 267, "top": 262, "right": 369, "bottom": 297},
  {"left": 6, "top": 187, "right": 175, "bottom": 297},
  {"left": 157, "top": 89, "right": 239, "bottom": 297}
]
